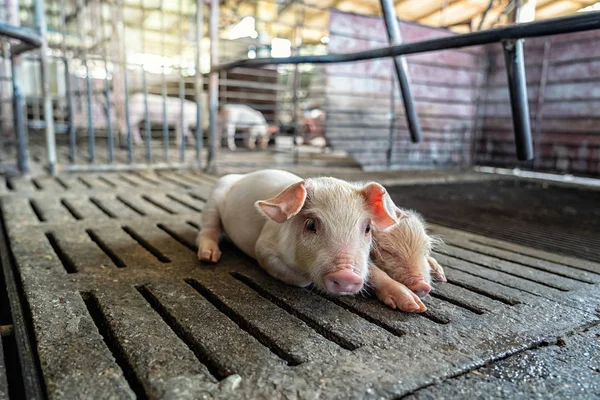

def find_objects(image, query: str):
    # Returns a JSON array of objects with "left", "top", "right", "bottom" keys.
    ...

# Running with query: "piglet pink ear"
[
  {"left": 395, "top": 207, "right": 410, "bottom": 221},
  {"left": 255, "top": 180, "right": 308, "bottom": 223},
  {"left": 360, "top": 182, "right": 399, "bottom": 231}
]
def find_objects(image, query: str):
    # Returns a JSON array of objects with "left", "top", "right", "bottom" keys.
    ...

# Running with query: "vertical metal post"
[
  {"left": 101, "top": 0, "right": 114, "bottom": 163},
  {"left": 141, "top": 0, "right": 151, "bottom": 162},
  {"left": 206, "top": 0, "right": 219, "bottom": 172},
  {"left": 118, "top": 0, "right": 133, "bottom": 163},
  {"left": 378, "top": 0, "right": 422, "bottom": 143},
  {"left": 84, "top": 58, "right": 95, "bottom": 162},
  {"left": 76, "top": 0, "right": 95, "bottom": 163},
  {"left": 178, "top": 0, "right": 185, "bottom": 162},
  {"left": 194, "top": 0, "right": 204, "bottom": 165},
  {"left": 59, "top": 0, "right": 75, "bottom": 163},
  {"left": 161, "top": 0, "right": 168, "bottom": 161},
  {"left": 35, "top": 0, "right": 57, "bottom": 174},
  {"left": 502, "top": 39, "right": 533, "bottom": 161},
  {"left": 291, "top": 0, "right": 303, "bottom": 165},
  {"left": 291, "top": 66, "right": 300, "bottom": 164},
  {"left": 533, "top": 40, "right": 551, "bottom": 169},
  {"left": 387, "top": 69, "right": 395, "bottom": 167},
  {"left": 11, "top": 56, "right": 28, "bottom": 173}
]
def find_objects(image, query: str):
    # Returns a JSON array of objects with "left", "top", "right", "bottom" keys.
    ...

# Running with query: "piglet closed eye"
[{"left": 370, "top": 208, "right": 446, "bottom": 310}]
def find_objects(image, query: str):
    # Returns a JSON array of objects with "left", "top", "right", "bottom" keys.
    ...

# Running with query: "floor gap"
[
  {"left": 122, "top": 226, "right": 171, "bottom": 263},
  {"left": 232, "top": 272, "right": 360, "bottom": 351},
  {"left": 45, "top": 232, "right": 78, "bottom": 273},
  {"left": 185, "top": 278, "right": 303, "bottom": 366},
  {"left": 136, "top": 285, "right": 230, "bottom": 380},
  {"left": 81, "top": 292, "right": 148, "bottom": 399},
  {"left": 86, "top": 230, "right": 128, "bottom": 268}
]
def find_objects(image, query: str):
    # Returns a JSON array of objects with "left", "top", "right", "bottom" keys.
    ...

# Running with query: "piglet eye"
[
  {"left": 365, "top": 224, "right": 371, "bottom": 234},
  {"left": 305, "top": 218, "right": 317, "bottom": 233}
]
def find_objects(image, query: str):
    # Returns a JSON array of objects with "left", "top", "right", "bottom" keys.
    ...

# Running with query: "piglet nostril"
[
  {"left": 409, "top": 281, "right": 432, "bottom": 298},
  {"left": 323, "top": 270, "right": 363, "bottom": 294}
]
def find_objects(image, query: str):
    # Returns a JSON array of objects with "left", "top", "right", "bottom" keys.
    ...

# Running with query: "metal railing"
[
  {"left": 0, "top": 0, "right": 46, "bottom": 174},
  {"left": 208, "top": 9, "right": 600, "bottom": 168}
]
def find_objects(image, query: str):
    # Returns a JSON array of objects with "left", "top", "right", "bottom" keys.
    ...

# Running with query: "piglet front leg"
[
  {"left": 370, "top": 264, "right": 426, "bottom": 312},
  {"left": 196, "top": 191, "right": 223, "bottom": 263}
]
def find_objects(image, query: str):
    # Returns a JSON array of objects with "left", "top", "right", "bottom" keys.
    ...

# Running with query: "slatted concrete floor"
[{"left": 1, "top": 170, "right": 599, "bottom": 399}]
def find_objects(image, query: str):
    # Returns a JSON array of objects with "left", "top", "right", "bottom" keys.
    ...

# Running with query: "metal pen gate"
[{"left": 1, "top": 1, "right": 600, "bottom": 175}]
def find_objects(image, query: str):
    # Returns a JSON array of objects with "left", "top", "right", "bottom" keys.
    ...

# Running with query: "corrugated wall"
[
  {"left": 325, "top": 10, "right": 484, "bottom": 171},
  {"left": 477, "top": 31, "right": 600, "bottom": 176}
]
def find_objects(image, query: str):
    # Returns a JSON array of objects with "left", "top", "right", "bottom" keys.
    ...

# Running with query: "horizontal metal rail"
[
  {"left": 213, "top": 12, "right": 600, "bottom": 71},
  {"left": 0, "top": 22, "right": 42, "bottom": 49}
]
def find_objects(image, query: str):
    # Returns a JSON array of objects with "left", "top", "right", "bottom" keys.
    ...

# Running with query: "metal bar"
[
  {"left": 292, "top": 65, "right": 300, "bottom": 164},
  {"left": 533, "top": 39, "right": 551, "bottom": 169},
  {"left": 101, "top": 0, "right": 114, "bottom": 164},
  {"left": 291, "top": 0, "right": 303, "bottom": 165},
  {"left": 0, "top": 23, "right": 42, "bottom": 48},
  {"left": 213, "top": 11, "right": 600, "bottom": 71},
  {"left": 11, "top": 57, "right": 28, "bottom": 174},
  {"left": 502, "top": 39, "right": 533, "bottom": 161},
  {"left": 194, "top": 0, "right": 203, "bottom": 165},
  {"left": 387, "top": 69, "right": 395, "bottom": 167},
  {"left": 60, "top": 0, "right": 76, "bottom": 163},
  {"left": 378, "top": 0, "right": 421, "bottom": 143},
  {"left": 61, "top": 162, "right": 193, "bottom": 172},
  {"left": 141, "top": 0, "right": 151, "bottom": 163},
  {"left": 161, "top": 0, "right": 168, "bottom": 162},
  {"left": 119, "top": 1, "right": 133, "bottom": 163},
  {"left": 84, "top": 58, "right": 95, "bottom": 162},
  {"left": 206, "top": 0, "right": 219, "bottom": 172},
  {"left": 35, "top": 0, "right": 57, "bottom": 175},
  {"left": 178, "top": 0, "right": 185, "bottom": 163}
]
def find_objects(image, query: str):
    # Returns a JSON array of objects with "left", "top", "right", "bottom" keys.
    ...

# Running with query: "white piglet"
[
  {"left": 118, "top": 93, "right": 200, "bottom": 146},
  {"left": 369, "top": 209, "right": 446, "bottom": 312},
  {"left": 218, "top": 104, "right": 277, "bottom": 151},
  {"left": 196, "top": 169, "right": 400, "bottom": 294}
]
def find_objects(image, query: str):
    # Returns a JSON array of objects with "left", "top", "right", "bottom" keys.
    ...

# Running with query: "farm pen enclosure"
[{"left": 1, "top": 1, "right": 600, "bottom": 399}]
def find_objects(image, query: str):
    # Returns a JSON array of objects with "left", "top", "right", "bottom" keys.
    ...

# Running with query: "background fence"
[{"left": 1, "top": 1, "right": 600, "bottom": 176}]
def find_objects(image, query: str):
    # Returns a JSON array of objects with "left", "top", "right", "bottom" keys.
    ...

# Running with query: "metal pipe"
[
  {"left": 213, "top": 11, "right": 600, "bottom": 71},
  {"left": 161, "top": 0, "right": 168, "bottom": 161},
  {"left": 59, "top": 0, "right": 76, "bottom": 163},
  {"left": 502, "top": 39, "right": 533, "bottom": 161},
  {"left": 379, "top": 0, "right": 421, "bottom": 143},
  {"left": 533, "top": 40, "right": 551, "bottom": 169},
  {"left": 141, "top": 0, "right": 151, "bottom": 162},
  {"left": 62, "top": 161, "right": 193, "bottom": 172},
  {"left": 11, "top": 57, "right": 28, "bottom": 174},
  {"left": 101, "top": 0, "right": 114, "bottom": 163},
  {"left": 291, "top": 0, "right": 303, "bottom": 165},
  {"left": 178, "top": 0, "right": 185, "bottom": 162},
  {"left": 194, "top": 0, "right": 203, "bottom": 165},
  {"left": 119, "top": 1, "right": 133, "bottom": 163},
  {"left": 0, "top": 23, "right": 42, "bottom": 48},
  {"left": 206, "top": 0, "right": 219, "bottom": 172},
  {"left": 84, "top": 58, "right": 95, "bottom": 162},
  {"left": 35, "top": 0, "right": 57, "bottom": 175},
  {"left": 291, "top": 65, "right": 300, "bottom": 164},
  {"left": 387, "top": 69, "right": 395, "bottom": 167}
]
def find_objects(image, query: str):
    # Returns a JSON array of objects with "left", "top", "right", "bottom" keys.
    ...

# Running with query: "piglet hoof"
[
  {"left": 427, "top": 255, "right": 446, "bottom": 282},
  {"left": 197, "top": 240, "right": 222, "bottom": 263},
  {"left": 376, "top": 282, "right": 427, "bottom": 313}
]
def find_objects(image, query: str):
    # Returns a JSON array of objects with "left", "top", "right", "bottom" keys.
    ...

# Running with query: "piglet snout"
[
  {"left": 323, "top": 270, "right": 363, "bottom": 294},
  {"left": 407, "top": 280, "right": 432, "bottom": 298}
]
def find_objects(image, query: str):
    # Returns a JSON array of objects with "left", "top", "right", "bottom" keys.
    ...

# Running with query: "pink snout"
[
  {"left": 323, "top": 270, "right": 363, "bottom": 294},
  {"left": 407, "top": 280, "right": 432, "bottom": 298}
]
